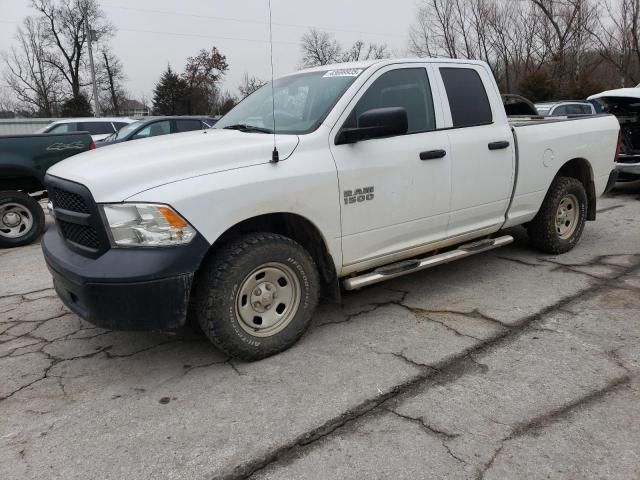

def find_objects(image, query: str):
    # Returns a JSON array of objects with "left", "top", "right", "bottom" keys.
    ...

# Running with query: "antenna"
[{"left": 268, "top": 0, "right": 279, "bottom": 163}]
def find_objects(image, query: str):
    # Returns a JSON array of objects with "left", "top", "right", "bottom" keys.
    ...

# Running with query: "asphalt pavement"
[{"left": 1, "top": 185, "right": 639, "bottom": 480}]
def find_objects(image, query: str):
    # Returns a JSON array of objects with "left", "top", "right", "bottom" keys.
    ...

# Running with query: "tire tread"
[
  {"left": 527, "top": 176, "right": 587, "bottom": 254},
  {"left": 195, "top": 232, "right": 319, "bottom": 360}
]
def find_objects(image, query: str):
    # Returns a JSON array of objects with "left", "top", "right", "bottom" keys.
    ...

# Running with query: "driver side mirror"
[{"left": 336, "top": 107, "right": 409, "bottom": 145}]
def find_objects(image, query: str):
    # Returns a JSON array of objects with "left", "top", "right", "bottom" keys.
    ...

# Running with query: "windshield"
[
  {"left": 216, "top": 69, "right": 364, "bottom": 134},
  {"left": 114, "top": 120, "right": 143, "bottom": 140}
]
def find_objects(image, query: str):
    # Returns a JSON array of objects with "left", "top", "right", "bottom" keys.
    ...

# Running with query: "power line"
[
  {"left": 0, "top": 18, "right": 299, "bottom": 46},
  {"left": 100, "top": 3, "right": 406, "bottom": 39},
  {"left": 116, "top": 27, "right": 299, "bottom": 46}
]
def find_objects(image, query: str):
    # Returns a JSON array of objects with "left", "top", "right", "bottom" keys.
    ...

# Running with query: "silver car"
[{"left": 535, "top": 101, "right": 596, "bottom": 116}]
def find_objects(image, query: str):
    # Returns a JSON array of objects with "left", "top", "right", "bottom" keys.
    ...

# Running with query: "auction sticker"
[{"left": 323, "top": 69, "right": 363, "bottom": 78}]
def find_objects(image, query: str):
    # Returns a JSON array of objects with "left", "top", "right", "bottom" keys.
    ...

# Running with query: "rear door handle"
[
  {"left": 488, "top": 141, "right": 510, "bottom": 150},
  {"left": 420, "top": 149, "right": 447, "bottom": 160}
]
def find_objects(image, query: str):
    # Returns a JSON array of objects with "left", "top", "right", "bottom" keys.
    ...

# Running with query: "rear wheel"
[
  {"left": 527, "top": 176, "right": 588, "bottom": 254},
  {"left": 0, "top": 191, "right": 45, "bottom": 248},
  {"left": 194, "top": 233, "right": 320, "bottom": 360}
]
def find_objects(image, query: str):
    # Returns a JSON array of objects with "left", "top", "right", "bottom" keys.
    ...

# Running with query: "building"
[{"left": 120, "top": 99, "right": 151, "bottom": 118}]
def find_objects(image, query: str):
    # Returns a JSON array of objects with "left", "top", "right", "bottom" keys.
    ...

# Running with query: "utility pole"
[{"left": 84, "top": 2, "right": 101, "bottom": 117}]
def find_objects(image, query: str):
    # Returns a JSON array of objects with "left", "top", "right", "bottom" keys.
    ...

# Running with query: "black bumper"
[{"left": 42, "top": 226, "right": 210, "bottom": 331}]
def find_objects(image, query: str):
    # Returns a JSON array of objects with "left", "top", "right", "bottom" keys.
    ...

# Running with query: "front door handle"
[
  {"left": 420, "top": 149, "right": 447, "bottom": 160},
  {"left": 488, "top": 141, "right": 510, "bottom": 150}
]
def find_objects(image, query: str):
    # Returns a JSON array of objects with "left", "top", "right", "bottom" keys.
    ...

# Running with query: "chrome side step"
[{"left": 342, "top": 235, "right": 514, "bottom": 291}]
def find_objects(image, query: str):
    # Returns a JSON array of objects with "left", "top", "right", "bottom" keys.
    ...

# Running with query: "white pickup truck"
[{"left": 42, "top": 59, "right": 620, "bottom": 360}]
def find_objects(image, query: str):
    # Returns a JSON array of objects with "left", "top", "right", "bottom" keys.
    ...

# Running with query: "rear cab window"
[{"left": 439, "top": 67, "right": 493, "bottom": 127}]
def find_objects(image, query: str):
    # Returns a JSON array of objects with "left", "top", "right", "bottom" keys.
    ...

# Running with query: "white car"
[
  {"left": 43, "top": 58, "right": 619, "bottom": 360},
  {"left": 38, "top": 117, "right": 137, "bottom": 142}
]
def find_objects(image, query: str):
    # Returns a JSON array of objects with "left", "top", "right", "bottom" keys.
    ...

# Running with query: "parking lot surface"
[{"left": 1, "top": 186, "right": 639, "bottom": 480}]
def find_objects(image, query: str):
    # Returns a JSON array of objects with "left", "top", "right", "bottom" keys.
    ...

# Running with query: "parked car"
[
  {"left": 95, "top": 116, "right": 217, "bottom": 148},
  {"left": 0, "top": 131, "right": 94, "bottom": 247},
  {"left": 38, "top": 117, "right": 136, "bottom": 142},
  {"left": 43, "top": 58, "right": 619, "bottom": 360},
  {"left": 588, "top": 88, "right": 640, "bottom": 182},
  {"left": 535, "top": 101, "right": 596, "bottom": 116}
]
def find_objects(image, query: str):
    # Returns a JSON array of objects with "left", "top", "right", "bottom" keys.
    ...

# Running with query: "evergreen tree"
[
  {"left": 152, "top": 66, "right": 189, "bottom": 115},
  {"left": 61, "top": 93, "right": 92, "bottom": 117}
]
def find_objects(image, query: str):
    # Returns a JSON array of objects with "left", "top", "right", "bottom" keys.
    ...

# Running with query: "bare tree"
[
  {"left": 183, "top": 46, "right": 229, "bottom": 114},
  {"left": 3, "top": 16, "right": 62, "bottom": 116},
  {"left": 589, "top": 0, "right": 640, "bottom": 85},
  {"left": 98, "top": 47, "right": 125, "bottom": 115},
  {"left": 530, "top": 0, "right": 599, "bottom": 90},
  {"left": 410, "top": 0, "right": 460, "bottom": 57},
  {"left": 299, "top": 29, "right": 342, "bottom": 67},
  {"left": 341, "top": 40, "right": 389, "bottom": 62},
  {"left": 238, "top": 73, "right": 266, "bottom": 98},
  {"left": 0, "top": 89, "right": 17, "bottom": 115},
  {"left": 31, "top": 0, "right": 113, "bottom": 101}
]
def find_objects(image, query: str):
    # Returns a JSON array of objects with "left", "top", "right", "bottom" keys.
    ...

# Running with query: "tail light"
[{"left": 89, "top": 140, "right": 96, "bottom": 150}]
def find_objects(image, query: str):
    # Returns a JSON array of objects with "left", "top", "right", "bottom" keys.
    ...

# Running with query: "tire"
[
  {"left": 527, "top": 176, "right": 588, "bottom": 254},
  {"left": 194, "top": 233, "right": 320, "bottom": 361},
  {"left": 0, "top": 191, "right": 45, "bottom": 248}
]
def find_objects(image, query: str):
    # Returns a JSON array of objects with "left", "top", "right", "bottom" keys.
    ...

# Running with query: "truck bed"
[
  {"left": 504, "top": 114, "right": 619, "bottom": 228},
  {"left": 508, "top": 114, "right": 611, "bottom": 127}
]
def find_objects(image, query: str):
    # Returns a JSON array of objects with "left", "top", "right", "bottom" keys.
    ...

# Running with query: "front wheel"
[
  {"left": 0, "top": 191, "right": 45, "bottom": 248},
  {"left": 527, "top": 176, "right": 588, "bottom": 254},
  {"left": 194, "top": 233, "right": 320, "bottom": 360}
]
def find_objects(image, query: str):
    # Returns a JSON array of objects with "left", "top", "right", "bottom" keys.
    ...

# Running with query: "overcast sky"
[{"left": 0, "top": 0, "right": 417, "bottom": 102}]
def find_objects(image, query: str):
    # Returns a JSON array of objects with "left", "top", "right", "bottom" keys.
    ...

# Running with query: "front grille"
[
  {"left": 45, "top": 175, "right": 109, "bottom": 257},
  {"left": 58, "top": 220, "right": 100, "bottom": 250},
  {"left": 50, "top": 188, "right": 89, "bottom": 213}
]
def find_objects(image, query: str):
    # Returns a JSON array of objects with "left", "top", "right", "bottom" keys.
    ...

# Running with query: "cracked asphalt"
[{"left": 1, "top": 185, "right": 639, "bottom": 480}]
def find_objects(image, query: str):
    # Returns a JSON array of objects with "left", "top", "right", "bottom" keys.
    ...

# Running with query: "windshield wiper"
[{"left": 222, "top": 124, "right": 273, "bottom": 134}]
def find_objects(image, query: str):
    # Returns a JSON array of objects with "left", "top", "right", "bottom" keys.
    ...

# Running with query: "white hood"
[
  {"left": 47, "top": 129, "right": 300, "bottom": 202},
  {"left": 588, "top": 88, "right": 640, "bottom": 101}
]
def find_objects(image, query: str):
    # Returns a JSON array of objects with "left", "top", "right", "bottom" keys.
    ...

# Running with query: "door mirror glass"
[{"left": 337, "top": 107, "right": 408, "bottom": 145}]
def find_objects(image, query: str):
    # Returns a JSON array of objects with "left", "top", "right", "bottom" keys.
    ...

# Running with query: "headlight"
[{"left": 101, "top": 204, "right": 196, "bottom": 247}]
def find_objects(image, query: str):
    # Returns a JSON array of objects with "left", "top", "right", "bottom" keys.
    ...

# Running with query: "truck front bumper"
[{"left": 42, "top": 226, "right": 210, "bottom": 331}]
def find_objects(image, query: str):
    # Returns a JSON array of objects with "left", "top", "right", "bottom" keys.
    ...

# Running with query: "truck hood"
[
  {"left": 588, "top": 88, "right": 640, "bottom": 100},
  {"left": 46, "top": 129, "right": 300, "bottom": 202}
]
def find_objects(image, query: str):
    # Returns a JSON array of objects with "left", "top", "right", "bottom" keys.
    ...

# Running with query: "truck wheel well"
[
  {"left": 0, "top": 176, "right": 45, "bottom": 195},
  {"left": 207, "top": 213, "right": 340, "bottom": 301},
  {"left": 557, "top": 158, "right": 596, "bottom": 220}
]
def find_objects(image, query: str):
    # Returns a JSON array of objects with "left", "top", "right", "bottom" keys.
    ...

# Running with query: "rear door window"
[
  {"left": 440, "top": 67, "right": 493, "bottom": 127},
  {"left": 80, "top": 122, "right": 116, "bottom": 135},
  {"left": 175, "top": 119, "right": 204, "bottom": 133}
]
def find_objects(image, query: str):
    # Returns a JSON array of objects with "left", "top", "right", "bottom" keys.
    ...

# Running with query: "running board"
[{"left": 342, "top": 235, "right": 514, "bottom": 291}]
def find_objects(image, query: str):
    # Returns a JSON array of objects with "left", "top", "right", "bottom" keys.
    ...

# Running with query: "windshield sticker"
[{"left": 323, "top": 69, "right": 363, "bottom": 78}]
